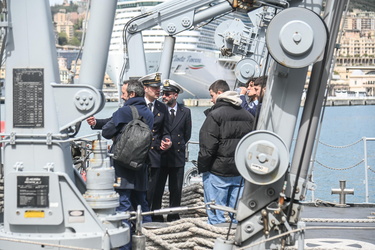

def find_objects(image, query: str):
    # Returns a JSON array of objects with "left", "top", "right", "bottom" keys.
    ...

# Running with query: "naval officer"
[
  {"left": 139, "top": 73, "right": 172, "bottom": 217},
  {"left": 152, "top": 79, "right": 192, "bottom": 222}
]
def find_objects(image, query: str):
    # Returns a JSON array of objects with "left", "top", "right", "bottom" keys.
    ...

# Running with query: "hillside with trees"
[
  {"left": 349, "top": 0, "right": 375, "bottom": 11},
  {"left": 51, "top": 2, "right": 83, "bottom": 47}
]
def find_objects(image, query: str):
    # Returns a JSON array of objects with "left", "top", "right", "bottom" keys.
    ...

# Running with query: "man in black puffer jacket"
[{"left": 198, "top": 80, "right": 254, "bottom": 225}]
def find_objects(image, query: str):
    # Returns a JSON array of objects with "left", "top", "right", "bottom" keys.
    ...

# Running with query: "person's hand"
[
  {"left": 239, "top": 87, "right": 248, "bottom": 95},
  {"left": 86, "top": 116, "right": 96, "bottom": 126},
  {"left": 160, "top": 138, "right": 172, "bottom": 150}
]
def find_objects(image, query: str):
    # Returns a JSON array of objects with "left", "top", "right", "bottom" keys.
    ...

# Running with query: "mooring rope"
[
  {"left": 143, "top": 218, "right": 236, "bottom": 249},
  {"left": 145, "top": 182, "right": 375, "bottom": 249},
  {"left": 143, "top": 182, "right": 238, "bottom": 249}
]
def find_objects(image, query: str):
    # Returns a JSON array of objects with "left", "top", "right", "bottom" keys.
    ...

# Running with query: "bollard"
[{"left": 331, "top": 180, "right": 354, "bottom": 207}]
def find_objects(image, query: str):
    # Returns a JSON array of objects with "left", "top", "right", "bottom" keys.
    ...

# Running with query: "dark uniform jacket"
[
  {"left": 198, "top": 92, "right": 254, "bottom": 177},
  {"left": 92, "top": 97, "right": 154, "bottom": 191},
  {"left": 161, "top": 104, "right": 192, "bottom": 168},
  {"left": 148, "top": 99, "right": 171, "bottom": 168}
]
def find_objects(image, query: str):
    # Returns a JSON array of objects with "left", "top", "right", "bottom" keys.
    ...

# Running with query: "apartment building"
[{"left": 333, "top": 9, "right": 375, "bottom": 97}]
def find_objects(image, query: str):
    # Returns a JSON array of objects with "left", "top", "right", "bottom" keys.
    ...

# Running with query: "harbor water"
[{"left": 75, "top": 102, "right": 375, "bottom": 204}]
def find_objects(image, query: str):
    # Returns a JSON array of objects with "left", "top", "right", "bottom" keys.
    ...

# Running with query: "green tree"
[
  {"left": 68, "top": 36, "right": 81, "bottom": 46},
  {"left": 51, "top": 3, "right": 78, "bottom": 16},
  {"left": 73, "top": 19, "right": 83, "bottom": 30},
  {"left": 58, "top": 32, "right": 68, "bottom": 45},
  {"left": 74, "top": 30, "right": 83, "bottom": 43}
]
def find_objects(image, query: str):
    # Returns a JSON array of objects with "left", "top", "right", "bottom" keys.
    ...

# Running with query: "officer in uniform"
[
  {"left": 139, "top": 73, "right": 172, "bottom": 217},
  {"left": 152, "top": 79, "right": 192, "bottom": 222}
]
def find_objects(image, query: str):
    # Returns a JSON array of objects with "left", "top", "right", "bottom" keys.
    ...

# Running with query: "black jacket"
[{"left": 198, "top": 96, "right": 254, "bottom": 177}]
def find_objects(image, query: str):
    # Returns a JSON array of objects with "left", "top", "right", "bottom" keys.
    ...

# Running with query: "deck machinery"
[{"left": 0, "top": 0, "right": 348, "bottom": 249}]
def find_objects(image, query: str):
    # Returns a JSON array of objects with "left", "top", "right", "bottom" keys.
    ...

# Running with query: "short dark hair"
[
  {"left": 124, "top": 79, "right": 145, "bottom": 97},
  {"left": 254, "top": 76, "right": 267, "bottom": 88},
  {"left": 245, "top": 77, "right": 258, "bottom": 87},
  {"left": 209, "top": 80, "right": 230, "bottom": 94}
]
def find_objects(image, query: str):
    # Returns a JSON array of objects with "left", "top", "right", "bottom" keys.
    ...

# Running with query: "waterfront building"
[
  {"left": 336, "top": 9, "right": 375, "bottom": 66},
  {"left": 332, "top": 9, "right": 375, "bottom": 97},
  {"left": 54, "top": 9, "right": 75, "bottom": 41}
]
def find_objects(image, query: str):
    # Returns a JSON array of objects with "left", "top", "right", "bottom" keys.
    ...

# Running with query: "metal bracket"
[
  {"left": 13, "top": 162, "right": 23, "bottom": 171},
  {"left": 10, "top": 132, "right": 16, "bottom": 145},
  {"left": 46, "top": 133, "right": 52, "bottom": 145},
  {"left": 43, "top": 162, "right": 55, "bottom": 172}
]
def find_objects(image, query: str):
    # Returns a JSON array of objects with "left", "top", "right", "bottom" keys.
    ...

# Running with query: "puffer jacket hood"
[
  {"left": 197, "top": 96, "right": 255, "bottom": 177},
  {"left": 216, "top": 91, "right": 242, "bottom": 106}
]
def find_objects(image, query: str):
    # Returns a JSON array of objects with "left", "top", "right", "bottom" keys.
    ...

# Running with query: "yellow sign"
[{"left": 24, "top": 210, "right": 45, "bottom": 218}]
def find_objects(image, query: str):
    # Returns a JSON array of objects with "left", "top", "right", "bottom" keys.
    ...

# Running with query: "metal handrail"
[
  {"left": 185, "top": 137, "right": 375, "bottom": 203},
  {"left": 363, "top": 137, "right": 375, "bottom": 203}
]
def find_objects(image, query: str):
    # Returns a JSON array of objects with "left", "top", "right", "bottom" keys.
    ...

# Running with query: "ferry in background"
[{"left": 106, "top": 0, "right": 250, "bottom": 100}]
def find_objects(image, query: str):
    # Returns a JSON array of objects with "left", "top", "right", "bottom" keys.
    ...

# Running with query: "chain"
[
  {"left": 315, "top": 159, "right": 364, "bottom": 170},
  {"left": 318, "top": 138, "right": 363, "bottom": 148},
  {"left": 368, "top": 166, "right": 375, "bottom": 173}
]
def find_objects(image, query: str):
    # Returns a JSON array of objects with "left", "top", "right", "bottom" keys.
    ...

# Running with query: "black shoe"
[
  {"left": 152, "top": 215, "right": 164, "bottom": 222},
  {"left": 167, "top": 214, "right": 180, "bottom": 222}
]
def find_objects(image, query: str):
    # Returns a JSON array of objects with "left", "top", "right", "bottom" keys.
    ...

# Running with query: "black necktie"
[
  {"left": 148, "top": 103, "right": 153, "bottom": 111},
  {"left": 170, "top": 109, "right": 175, "bottom": 124}
]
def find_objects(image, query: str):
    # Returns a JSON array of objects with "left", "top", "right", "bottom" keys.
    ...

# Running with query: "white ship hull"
[
  {"left": 106, "top": 0, "right": 249, "bottom": 100},
  {"left": 106, "top": 50, "right": 237, "bottom": 100}
]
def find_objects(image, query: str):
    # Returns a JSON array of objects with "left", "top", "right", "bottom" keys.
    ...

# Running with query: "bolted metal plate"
[
  {"left": 235, "top": 58, "right": 260, "bottom": 83},
  {"left": 235, "top": 130, "right": 289, "bottom": 185},
  {"left": 74, "top": 89, "right": 95, "bottom": 111},
  {"left": 266, "top": 7, "right": 327, "bottom": 68},
  {"left": 214, "top": 19, "right": 245, "bottom": 50}
]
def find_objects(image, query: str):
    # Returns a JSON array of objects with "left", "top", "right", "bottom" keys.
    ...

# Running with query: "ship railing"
[
  {"left": 362, "top": 137, "right": 374, "bottom": 203},
  {"left": 311, "top": 136, "right": 375, "bottom": 204},
  {"left": 185, "top": 137, "right": 375, "bottom": 204}
]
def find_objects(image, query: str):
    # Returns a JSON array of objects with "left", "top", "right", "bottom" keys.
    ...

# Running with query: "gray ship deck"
[{"left": 296, "top": 203, "right": 375, "bottom": 249}]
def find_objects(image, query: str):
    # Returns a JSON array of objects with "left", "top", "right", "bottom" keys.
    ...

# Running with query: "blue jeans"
[
  {"left": 202, "top": 172, "right": 244, "bottom": 225},
  {"left": 116, "top": 189, "right": 152, "bottom": 250}
]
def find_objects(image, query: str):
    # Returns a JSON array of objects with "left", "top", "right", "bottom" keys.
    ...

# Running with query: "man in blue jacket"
[
  {"left": 86, "top": 79, "right": 153, "bottom": 250},
  {"left": 239, "top": 76, "right": 267, "bottom": 118}
]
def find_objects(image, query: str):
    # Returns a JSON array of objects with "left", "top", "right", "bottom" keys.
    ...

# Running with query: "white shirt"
[
  {"left": 168, "top": 103, "right": 178, "bottom": 115},
  {"left": 145, "top": 98, "right": 155, "bottom": 112}
]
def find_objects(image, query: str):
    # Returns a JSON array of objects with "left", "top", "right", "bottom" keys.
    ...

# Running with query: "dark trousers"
[
  {"left": 152, "top": 166, "right": 184, "bottom": 211},
  {"left": 147, "top": 167, "right": 160, "bottom": 210},
  {"left": 116, "top": 189, "right": 151, "bottom": 250}
]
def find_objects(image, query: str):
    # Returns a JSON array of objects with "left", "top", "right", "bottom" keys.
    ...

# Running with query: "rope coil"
[{"left": 143, "top": 218, "right": 236, "bottom": 249}]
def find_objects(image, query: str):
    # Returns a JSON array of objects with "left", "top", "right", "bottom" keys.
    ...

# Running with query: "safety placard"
[
  {"left": 13, "top": 68, "right": 44, "bottom": 128},
  {"left": 17, "top": 176, "right": 49, "bottom": 208}
]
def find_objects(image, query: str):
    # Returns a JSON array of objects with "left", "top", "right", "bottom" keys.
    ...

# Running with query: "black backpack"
[{"left": 112, "top": 105, "right": 152, "bottom": 170}]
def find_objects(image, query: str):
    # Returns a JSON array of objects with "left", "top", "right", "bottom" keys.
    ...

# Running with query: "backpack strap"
[
  {"left": 118, "top": 106, "right": 140, "bottom": 135},
  {"left": 129, "top": 105, "right": 140, "bottom": 119}
]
